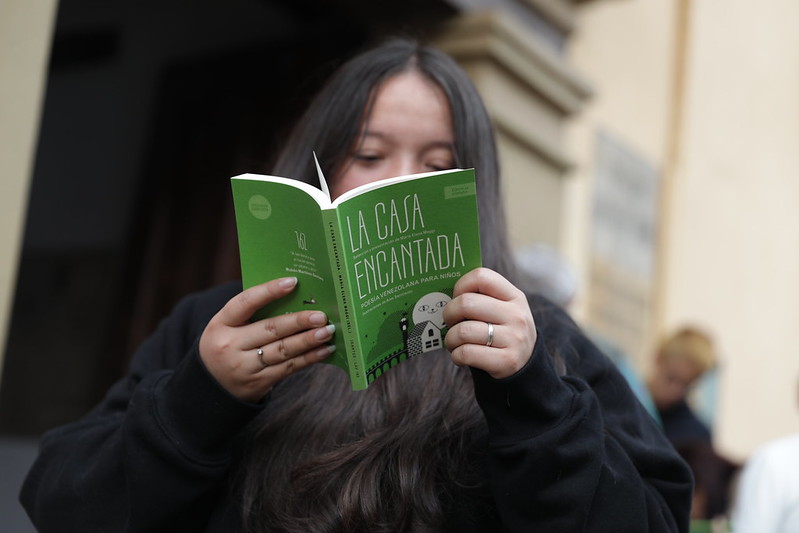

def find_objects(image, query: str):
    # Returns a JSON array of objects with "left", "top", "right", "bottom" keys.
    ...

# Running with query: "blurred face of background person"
[
  {"left": 330, "top": 70, "right": 456, "bottom": 199},
  {"left": 648, "top": 354, "right": 705, "bottom": 411},
  {"left": 647, "top": 327, "right": 716, "bottom": 411}
]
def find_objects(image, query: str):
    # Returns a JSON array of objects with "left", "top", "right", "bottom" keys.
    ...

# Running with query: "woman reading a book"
[{"left": 22, "top": 39, "right": 692, "bottom": 532}]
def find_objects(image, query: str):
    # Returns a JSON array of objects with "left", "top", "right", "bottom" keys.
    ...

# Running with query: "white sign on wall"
[
  {"left": 591, "top": 129, "right": 660, "bottom": 280},
  {"left": 588, "top": 129, "right": 660, "bottom": 365}
]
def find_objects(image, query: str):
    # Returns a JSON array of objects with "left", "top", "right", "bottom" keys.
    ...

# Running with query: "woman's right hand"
[{"left": 198, "top": 277, "right": 335, "bottom": 402}]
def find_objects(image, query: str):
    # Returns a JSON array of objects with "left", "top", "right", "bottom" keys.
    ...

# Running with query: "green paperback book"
[{"left": 231, "top": 160, "right": 482, "bottom": 390}]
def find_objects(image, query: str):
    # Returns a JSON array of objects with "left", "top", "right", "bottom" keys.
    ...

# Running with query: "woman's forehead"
[{"left": 362, "top": 72, "right": 454, "bottom": 140}]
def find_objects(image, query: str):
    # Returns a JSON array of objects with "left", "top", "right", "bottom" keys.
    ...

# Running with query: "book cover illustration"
[{"left": 232, "top": 166, "right": 482, "bottom": 389}]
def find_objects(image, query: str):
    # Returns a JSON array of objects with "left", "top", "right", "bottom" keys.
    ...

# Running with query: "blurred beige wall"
[
  {"left": 667, "top": 0, "right": 799, "bottom": 460},
  {"left": 566, "top": 0, "right": 677, "bottom": 366},
  {"left": 0, "top": 0, "right": 58, "bottom": 381},
  {"left": 569, "top": 0, "right": 799, "bottom": 461},
  {"left": 435, "top": 11, "right": 592, "bottom": 256}
]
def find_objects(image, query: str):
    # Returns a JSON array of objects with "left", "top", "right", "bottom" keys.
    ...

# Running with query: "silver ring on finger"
[
  {"left": 485, "top": 322, "right": 494, "bottom": 347},
  {"left": 256, "top": 347, "right": 270, "bottom": 368}
]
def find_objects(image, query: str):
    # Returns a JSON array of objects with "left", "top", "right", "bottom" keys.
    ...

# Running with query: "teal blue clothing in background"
[{"left": 588, "top": 331, "right": 661, "bottom": 424}]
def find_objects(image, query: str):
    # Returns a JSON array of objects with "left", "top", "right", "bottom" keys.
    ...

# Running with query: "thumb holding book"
[{"left": 198, "top": 276, "right": 336, "bottom": 402}]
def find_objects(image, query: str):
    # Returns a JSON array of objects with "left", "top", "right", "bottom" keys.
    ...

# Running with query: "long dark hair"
[{"left": 238, "top": 39, "right": 518, "bottom": 532}]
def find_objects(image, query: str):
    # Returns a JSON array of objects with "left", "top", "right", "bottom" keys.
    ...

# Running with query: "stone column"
[{"left": 433, "top": 9, "right": 593, "bottom": 249}]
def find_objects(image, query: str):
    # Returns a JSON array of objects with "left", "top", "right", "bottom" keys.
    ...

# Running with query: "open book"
[{"left": 231, "top": 159, "right": 482, "bottom": 390}]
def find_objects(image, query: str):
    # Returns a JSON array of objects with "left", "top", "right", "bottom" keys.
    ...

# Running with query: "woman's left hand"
[{"left": 443, "top": 267, "right": 537, "bottom": 379}]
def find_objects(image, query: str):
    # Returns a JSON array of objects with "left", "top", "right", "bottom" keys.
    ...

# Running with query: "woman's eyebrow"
[
  {"left": 360, "top": 130, "right": 385, "bottom": 140},
  {"left": 360, "top": 131, "right": 452, "bottom": 145}
]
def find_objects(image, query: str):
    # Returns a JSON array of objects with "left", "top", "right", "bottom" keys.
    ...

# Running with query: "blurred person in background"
[
  {"left": 646, "top": 326, "right": 716, "bottom": 447},
  {"left": 647, "top": 327, "right": 741, "bottom": 526},
  {"left": 675, "top": 439, "right": 738, "bottom": 527},
  {"left": 730, "top": 377, "right": 799, "bottom": 532}
]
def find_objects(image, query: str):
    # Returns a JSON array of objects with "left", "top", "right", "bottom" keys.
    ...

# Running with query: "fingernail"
[
  {"left": 314, "top": 323, "right": 335, "bottom": 340},
  {"left": 309, "top": 312, "right": 327, "bottom": 326},
  {"left": 280, "top": 277, "right": 298, "bottom": 289},
  {"left": 316, "top": 345, "right": 335, "bottom": 358}
]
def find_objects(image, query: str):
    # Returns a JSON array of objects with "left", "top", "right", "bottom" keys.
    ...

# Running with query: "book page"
[
  {"left": 313, "top": 152, "right": 332, "bottom": 201},
  {"left": 331, "top": 168, "right": 467, "bottom": 207},
  {"left": 233, "top": 173, "right": 331, "bottom": 207}
]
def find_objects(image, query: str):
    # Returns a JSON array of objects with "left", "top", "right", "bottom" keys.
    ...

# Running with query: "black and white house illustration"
[{"left": 366, "top": 291, "right": 452, "bottom": 383}]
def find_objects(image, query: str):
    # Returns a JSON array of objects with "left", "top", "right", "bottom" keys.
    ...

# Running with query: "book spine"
[{"left": 321, "top": 209, "right": 368, "bottom": 390}]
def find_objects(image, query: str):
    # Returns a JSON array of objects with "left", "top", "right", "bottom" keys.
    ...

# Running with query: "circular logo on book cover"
[{"left": 249, "top": 195, "right": 272, "bottom": 220}]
